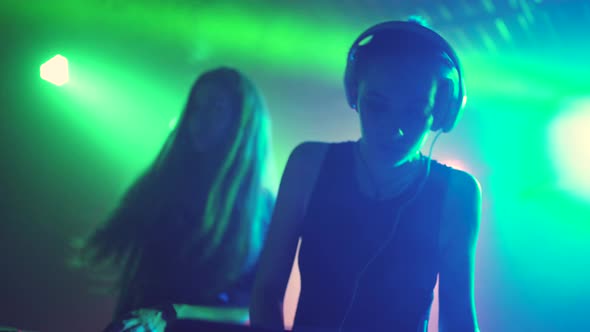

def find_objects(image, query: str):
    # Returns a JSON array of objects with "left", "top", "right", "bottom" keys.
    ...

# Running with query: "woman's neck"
[
  {"left": 354, "top": 139, "right": 423, "bottom": 200},
  {"left": 357, "top": 139, "right": 421, "bottom": 174}
]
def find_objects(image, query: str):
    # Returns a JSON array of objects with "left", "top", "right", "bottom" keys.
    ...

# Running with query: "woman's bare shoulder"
[
  {"left": 290, "top": 141, "right": 331, "bottom": 165},
  {"left": 282, "top": 141, "right": 331, "bottom": 210},
  {"left": 439, "top": 166, "right": 482, "bottom": 248}
]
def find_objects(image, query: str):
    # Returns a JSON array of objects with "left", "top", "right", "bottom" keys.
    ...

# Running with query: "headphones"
[{"left": 344, "top": 20, "right": 467, "bottom": 133}]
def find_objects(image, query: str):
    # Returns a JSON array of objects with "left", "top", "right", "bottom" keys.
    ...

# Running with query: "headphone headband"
[{"left": 344, "top": 20, "right": 467, "bottom": 132}]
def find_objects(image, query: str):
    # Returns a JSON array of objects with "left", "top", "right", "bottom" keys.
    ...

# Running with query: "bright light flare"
[{"left": 40, "top": 54, "right": 69, "bottom": 86}]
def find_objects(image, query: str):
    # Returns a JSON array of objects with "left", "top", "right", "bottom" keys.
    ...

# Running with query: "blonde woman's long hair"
[{"left": 78, "top": 67, "right": 275, "bottom": 316}]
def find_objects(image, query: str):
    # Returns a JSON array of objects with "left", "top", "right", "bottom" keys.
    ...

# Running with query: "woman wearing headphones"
[{"left": 250, "top": 19, "right": 481, "bottom": 332}]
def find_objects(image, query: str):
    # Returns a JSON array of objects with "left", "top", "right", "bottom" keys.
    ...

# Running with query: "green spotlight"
[{"left": 40, "top": 54, "right": 69, "bottom": 86}]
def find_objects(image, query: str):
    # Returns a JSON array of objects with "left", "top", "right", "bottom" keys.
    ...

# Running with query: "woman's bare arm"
[
  {"left": 249, "top": 142, "right": 328, "bottom": 330},
  {"left": 438, "top": 170, "right": 482, "bottom": 332}
]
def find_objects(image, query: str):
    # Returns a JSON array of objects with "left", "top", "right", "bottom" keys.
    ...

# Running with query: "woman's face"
[
  {"left": 187, "top": 82, "right": 239, "bottom": 152},
  {"left": 356, "top": 55, "right": 438, "bottom": 164}
]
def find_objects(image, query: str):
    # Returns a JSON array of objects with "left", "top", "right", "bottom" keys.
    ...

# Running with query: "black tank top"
[{"left": 294, "top": 142, "right": 451, "bottom": 332}]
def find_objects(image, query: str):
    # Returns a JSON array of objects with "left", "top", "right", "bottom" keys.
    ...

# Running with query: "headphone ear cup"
[{"left": 432, "top": 78, "right": 458, "bottom": 132}]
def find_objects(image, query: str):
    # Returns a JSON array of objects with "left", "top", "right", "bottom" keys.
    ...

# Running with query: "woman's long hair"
[{"left": 76, "top": 67, "right": 275, "bottom": 315}]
